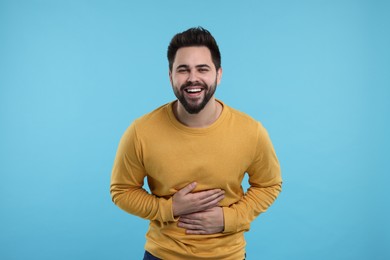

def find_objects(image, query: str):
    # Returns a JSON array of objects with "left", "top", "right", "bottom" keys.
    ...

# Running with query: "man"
[{"left": 110, "top": 27, "right": 282, "bottom": 260}]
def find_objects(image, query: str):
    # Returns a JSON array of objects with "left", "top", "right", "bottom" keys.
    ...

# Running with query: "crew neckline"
[{"left": 166, "top": 99, "right": 228, "bottom": 135}]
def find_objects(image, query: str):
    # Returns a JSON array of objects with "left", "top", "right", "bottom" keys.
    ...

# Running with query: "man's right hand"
[{"left": 172, "top": 182, "right": 225, "bottom": 217}]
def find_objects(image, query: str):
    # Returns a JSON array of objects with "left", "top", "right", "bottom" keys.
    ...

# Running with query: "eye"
[
  {"left": 177, "top": 68, "right": 189, "bottom": 73},
  {"left": 198, "top": 68, "right": 209, "bottom": 73}
]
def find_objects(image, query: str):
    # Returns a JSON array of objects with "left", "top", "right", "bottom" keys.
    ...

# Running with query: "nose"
[{"left": 187, "top": 70, "right": 198, "bottom": 83}]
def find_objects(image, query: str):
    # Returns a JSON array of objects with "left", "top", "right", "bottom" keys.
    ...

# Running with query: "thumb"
[{"left": 179, "top": 182, "right": 197, "bottom": 195}]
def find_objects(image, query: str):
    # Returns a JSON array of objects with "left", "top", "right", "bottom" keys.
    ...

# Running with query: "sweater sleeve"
[
  {"left": 223, "top": 123, "right": 282, "bottom": 233},
  {"left": 110, "top": 123, "right": 176, "bottom": 223}
]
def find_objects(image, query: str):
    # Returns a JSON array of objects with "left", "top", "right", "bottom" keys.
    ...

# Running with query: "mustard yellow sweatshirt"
[{"left": 110, "top": 100, "right": 282, "bottom": 260}]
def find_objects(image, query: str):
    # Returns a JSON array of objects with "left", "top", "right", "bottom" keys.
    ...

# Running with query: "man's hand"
[
  {"left": 172, "top": 182, "right": 225, "bottom": 217},
  {"left": 178, "top": 207, "right": 224, "bottom": 235}
]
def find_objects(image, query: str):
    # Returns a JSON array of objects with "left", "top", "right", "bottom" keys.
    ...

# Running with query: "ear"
[
  {"left": 216, "top": 67, "right": 223, "bottom": 85},
  {"left": 169, "top": 69, "right": 173, "bottom": 85}
]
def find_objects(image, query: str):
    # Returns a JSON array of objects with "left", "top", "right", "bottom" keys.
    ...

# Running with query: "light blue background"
[{"left": 1, "top": 0, "right": 389, "bottom": 259}]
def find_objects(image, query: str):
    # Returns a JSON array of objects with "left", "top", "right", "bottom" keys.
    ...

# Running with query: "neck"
[{"left": 173, "top": 98, "right": 222, "bottom": 128}]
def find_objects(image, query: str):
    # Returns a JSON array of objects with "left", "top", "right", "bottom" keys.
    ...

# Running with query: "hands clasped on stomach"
[{"left": 172, "top": 182, "right": 225, "bottom": 235}]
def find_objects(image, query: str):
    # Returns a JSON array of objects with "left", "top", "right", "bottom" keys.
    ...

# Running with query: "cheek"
[
  {"left": 172, "top": 79, "right": 181, "bottom": 87},
  {"left": 171, "top": 75, "right": 182, "bottom": 85}
]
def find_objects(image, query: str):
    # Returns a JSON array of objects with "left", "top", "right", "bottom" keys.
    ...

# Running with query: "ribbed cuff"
[
  {"left": 222, "top": 207, "right": 236, "bottom": 233},
  {"left": 159, "top": 197, "right": 179, "bottom": 222}
]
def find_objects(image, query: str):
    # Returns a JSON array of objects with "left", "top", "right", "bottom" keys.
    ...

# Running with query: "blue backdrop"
[{"left": 1, "top": 0, "right": 389, "bottom": 259}]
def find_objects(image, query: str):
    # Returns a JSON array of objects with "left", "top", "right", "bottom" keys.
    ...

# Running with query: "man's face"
[{"left": 169, "top": 46, "right": 222, "bottom": 114}]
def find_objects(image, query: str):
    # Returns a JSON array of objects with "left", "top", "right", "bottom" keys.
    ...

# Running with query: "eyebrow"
[{"left": 175, "top": 64, "right": 211, "bottom": 70}]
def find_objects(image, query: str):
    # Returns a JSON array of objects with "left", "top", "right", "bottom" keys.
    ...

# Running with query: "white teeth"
[{"left": 186, "top": 88, "right": 202, "bottom": 93}]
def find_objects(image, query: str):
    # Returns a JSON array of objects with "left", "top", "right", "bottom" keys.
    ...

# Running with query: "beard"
[{"left": 172, "top": 79, "right": 217, "bottom": 114}]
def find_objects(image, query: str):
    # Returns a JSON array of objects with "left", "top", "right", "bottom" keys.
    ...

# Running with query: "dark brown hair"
[{"left": 167, "top": 27, "right": 221, "bottom": 71}]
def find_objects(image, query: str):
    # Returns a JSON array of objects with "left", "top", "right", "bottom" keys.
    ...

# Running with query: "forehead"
[{"left": 173, "top": 46, "right": 213, "bottom": 67}]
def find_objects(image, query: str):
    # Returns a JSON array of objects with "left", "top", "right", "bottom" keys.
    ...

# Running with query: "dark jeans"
[
  {"left": 143, "top": 251, "right": 161, "bottom": 260},
  {"left": 143, "top": 251, "right": 246, "bottom": 260}
]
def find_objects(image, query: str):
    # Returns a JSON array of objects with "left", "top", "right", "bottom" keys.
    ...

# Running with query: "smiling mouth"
[{"left": 185, "top": 88, "right": 203, "bottom": 93}]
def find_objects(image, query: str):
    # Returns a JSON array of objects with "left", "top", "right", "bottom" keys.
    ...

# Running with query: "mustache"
[{"left": 180, "top": 81, "right": 207, "bottom": 91}]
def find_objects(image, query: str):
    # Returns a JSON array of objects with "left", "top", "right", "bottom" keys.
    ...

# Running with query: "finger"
[
  {"left": 194, "top": 194, "right": 224, "bottom": 212},
  {"left": 198, "top": 190, "right": 225, "bottom": 203},
  {"left": 206, "top": 191, "right": 225, "bottom": 203},
  {"left": 178, "top": 182, "right": 197, "bottom": 195},
  {"left": 179, "top": 219, "right": 202, "bottom": 226},
  {"left": 199, "top": 192, "right": 225, "bottom": 207},
  {"left": 179, "top": 216, "right": 202, "bottom": 224},
  {"left": 178, "top": 221, "right": 202, "bottom": 230},
  {"left": 198, "top": 201, "right": 221, "bottom": 212}
]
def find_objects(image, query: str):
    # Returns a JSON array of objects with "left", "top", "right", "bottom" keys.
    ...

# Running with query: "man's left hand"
[{"left": 178, "top": 206, "right": 224, "bottom": 235}]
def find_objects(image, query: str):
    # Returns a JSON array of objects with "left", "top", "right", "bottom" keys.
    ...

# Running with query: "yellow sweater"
[{"left": 110, "top": 101, "right": 282, "bottom": 260}]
